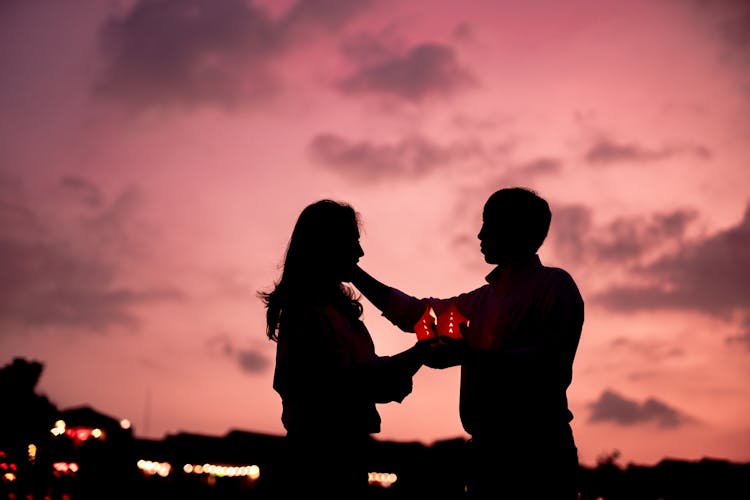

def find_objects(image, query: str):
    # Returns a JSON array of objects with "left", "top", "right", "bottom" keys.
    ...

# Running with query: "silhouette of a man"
[{"left": 352, "top": 187, "right": 584, "bottom": 499}]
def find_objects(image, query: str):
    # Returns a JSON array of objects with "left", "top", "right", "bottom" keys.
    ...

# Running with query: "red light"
[
  {"left": 413, "top": 306, "right": 437, "bottom": 341},
  {"left": 436, "top": 304, "right": 468, "bottom": 339},
  {"left": 65, "top": 427, "right": 95, "bottom": 444}
]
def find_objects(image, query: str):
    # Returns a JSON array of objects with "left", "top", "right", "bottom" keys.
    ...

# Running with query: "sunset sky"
[{"left": 2, "top": 0, "right": 749, "bottom": 467}]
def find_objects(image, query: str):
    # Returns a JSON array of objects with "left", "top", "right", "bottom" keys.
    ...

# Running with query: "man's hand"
[{"left": 421, "top": 336, "right": 465, "bottom": 369}]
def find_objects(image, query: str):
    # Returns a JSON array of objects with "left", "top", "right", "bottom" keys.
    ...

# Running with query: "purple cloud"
[
  {"left": 610, "top": 337, "right": 685, "bottom": 362},
  {"left": 338, "top": 42, "right": 477, "bottom": 102},
  {"left": 95, "top": 0, "right": 373, "bottom": 109},
  {"left": 690, "top": 0, "right": 750, "bottom": 68},
  {"left": 590, "top": 202, "right": 750, "bottom": 347},
  {"left": 595, "top": 203, "right": 750, "bottom": 318},
  {"left": 207, "top": 334, "right": 271, "bottom": 374},
  {"left": 309, "top": 132, "right": 484, "bottom": 181},
  {"left": 584, "top": 139, "right": 711, "bottom": 166},
  {"left": 60, "top": 176, "right": 104, "bottom": 209},
  {"left": 280, "top": 0, "right": 374, "bottom": 32},
  {"left": 588, "top": 389, "right": 692, "bottom": 428},
  {"left": 551, "top": 204, "right": 698, "bottom": 265},
  {"left": 0, "top": 177, "right": 182, "bottom": 333}
]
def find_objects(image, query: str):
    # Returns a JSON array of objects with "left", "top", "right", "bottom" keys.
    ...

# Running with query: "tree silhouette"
[{"left": 0, "top": 357, "right": 59, "bottom": 453}]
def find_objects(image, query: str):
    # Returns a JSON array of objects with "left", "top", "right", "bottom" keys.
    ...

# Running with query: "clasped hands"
[
  {"left": 414, "top": 335, "right": 465, "bottom": 369},
  {"left": 411, "top": 304, "right": 468, "bottom": 369}
]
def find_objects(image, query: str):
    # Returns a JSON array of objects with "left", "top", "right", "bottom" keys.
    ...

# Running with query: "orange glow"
[
  {"left": 414, "top": 306, "right": 438, "bottom": 341},
  {"left": 137, "top": 459, "right": 171, "bottom": 477},
  {"left": 52, "top": 462, "right": 79, "bottom": 477},
  {"left": 65, "top": 426, "right": 106, "bottom": 445},
  {"left": 436, "top": 304, "right": 468, "bottom": 339},
  {"left": 50, "top": 420, "right": 66, "bottom": 436},
  {"left": 183, "top": 462, "right": 260, "bottom": 479},
  {"left": 368, "top": 471, "right": 397, "bottom": 487}
]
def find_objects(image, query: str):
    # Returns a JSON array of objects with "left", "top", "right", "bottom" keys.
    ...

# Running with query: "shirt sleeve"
[
  {"left": 541, "top": 269, "right": 584, "bottom": 360},
  {"left": 381, "top": 287, "right": 428, "bottom": 333},
  {"left": 382, "top": 285, "right": 485, "bottom": 335}
]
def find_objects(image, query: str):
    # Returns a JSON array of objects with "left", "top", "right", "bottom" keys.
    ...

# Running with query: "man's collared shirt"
[{"left": 382, "top": 254, "right": 584, "bottom": 436}]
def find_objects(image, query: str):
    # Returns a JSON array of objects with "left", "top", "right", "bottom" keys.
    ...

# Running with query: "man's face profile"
[
  {"left": 478, "top": 202, "right": 525, "bottom": 265},
  {"left": 478, "top": 210, "right": 505, "bottom": 264}
]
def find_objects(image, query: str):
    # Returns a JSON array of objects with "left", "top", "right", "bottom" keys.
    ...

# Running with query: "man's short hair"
[{"left": 484, "top": 187, "right": 551, "bottom": 253}]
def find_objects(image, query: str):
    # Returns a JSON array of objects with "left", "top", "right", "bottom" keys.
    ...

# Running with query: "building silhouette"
[{"left": 2, "top": 357, "right": 749, "bottom": 499}]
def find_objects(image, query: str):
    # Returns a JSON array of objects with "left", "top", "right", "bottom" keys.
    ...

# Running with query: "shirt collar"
[{"left": 485, "top": 254, "right": 542, "bottom": 285}]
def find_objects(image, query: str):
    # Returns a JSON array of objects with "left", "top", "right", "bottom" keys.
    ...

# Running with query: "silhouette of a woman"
[{"left": 260, "top": 199, "right": 424, "bottom": 496}]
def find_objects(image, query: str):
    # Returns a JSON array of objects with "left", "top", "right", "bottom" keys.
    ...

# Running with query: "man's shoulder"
[
  {"left": 538, "top": 265, "right": 581, "bottom": 293},
  {"left": 540, "top": 264, "right": 575, "bottom": 280}
]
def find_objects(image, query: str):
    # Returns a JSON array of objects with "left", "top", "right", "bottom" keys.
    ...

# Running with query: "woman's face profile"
[
  {"left": 328, "top": 225, "right": 364, "bottom": 283},
  {"left": 294, "top": 202, "right": 364, "bottom": 284}
]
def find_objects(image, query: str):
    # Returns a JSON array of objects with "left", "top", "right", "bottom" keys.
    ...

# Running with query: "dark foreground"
[{"left": 2, "top": 426, "right": 749, "bottom": 500}]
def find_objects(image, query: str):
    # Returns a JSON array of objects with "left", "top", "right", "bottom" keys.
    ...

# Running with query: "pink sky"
[{"left": 1, "top": 0, "right": 749, "bottom": 467}]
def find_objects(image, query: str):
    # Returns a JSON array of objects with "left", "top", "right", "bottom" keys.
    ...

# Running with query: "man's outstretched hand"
[{"left": 418, "top": 336, "right": 466, "bottom": 369}]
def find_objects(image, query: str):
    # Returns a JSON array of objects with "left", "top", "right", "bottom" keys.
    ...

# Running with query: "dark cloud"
[
  {"left": 309, "top": 132, "right": 484, "bottom": 181},
  {"left": 492, "top": 157, "right": 563, "bottom": 188},
  {"left": 95, "top": 0, "right": 281, "bottom": 109},
  {"left": 94, "top": 0, "right": 372, "bottom": 109},
  {"left": 338, "top": 30, "right": 401, "bottom": 67},
  {"left": 236, "top": 349, "right": 270, "bottom": 373},
  {"left": 611, "top": 337, "right": 685, "bottom": 362},
  {"left": 550, "top": 202, "right": 750, "bottom": 344},
  {"left": 517, "top": 157, "right": 562, "bottom": 176},
  {"left": 207, "top": 334, "right": 270, "bottom": 374},
  {"left": 726, "top": 314, "right": 750, "bottom": 350},
  {"left": 453, "top": 22, "right": 474, "bottom": 43},
  {"left": 588, "top": 389, "right": 692, "bottom": 428},
  {"left": 595, "top": 210, "right": 697, "bottom": 262},
  {"left": 280, "top": 0, "right": 373, "bottom": 33},
  {"left": 584, "top": 138, "right": 711, "bottom": 166},
  {"left": 338, "top": 42, "right": 477, "bottom": 102},
  {"left": 595, "top": 203, "right": 750, "bottom": 319},
  {"left": 551, "top": 204, "right": 697, "bottom": 265},
  {"left": 722, "top": 8, "right": 750, "bottom": 52},
  {"left": 689, "top": 0, "right": 750, "bottom": 68},
  {"left": 60, "top": 176, "right": 104, "bottom": 208},
  {"left": 0, "top": 177, "right": 182, "bottom": 333},
  {"left": 726, "top": 331, "right": 750, "bottom": 350},
  {"left": 0, "top": 237, "right": 180, "bottom": 331}
]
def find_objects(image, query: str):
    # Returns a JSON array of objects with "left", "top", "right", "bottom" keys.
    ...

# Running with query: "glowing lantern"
[
  {"left": 413, "top": 306, "right": 437, "bottom": 341},
  {"left": 436, "top": 304, "right": 468, "bottom": 340}
]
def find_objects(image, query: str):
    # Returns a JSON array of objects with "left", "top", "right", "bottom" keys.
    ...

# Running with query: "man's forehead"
[{"left": 483, "top": 206, "right": 506, "bottom": 220}]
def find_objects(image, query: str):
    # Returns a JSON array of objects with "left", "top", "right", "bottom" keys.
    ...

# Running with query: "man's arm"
[
  {"left": 351, "top": 265, "right": 392, "bottom": 312},
  {"left": 351, "top": 265, "right": 426, "bottom": 333}
]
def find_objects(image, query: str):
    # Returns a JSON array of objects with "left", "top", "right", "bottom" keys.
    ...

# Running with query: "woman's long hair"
[{"left": 259, "top": 199, "right": 363, "bottom": 341}]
